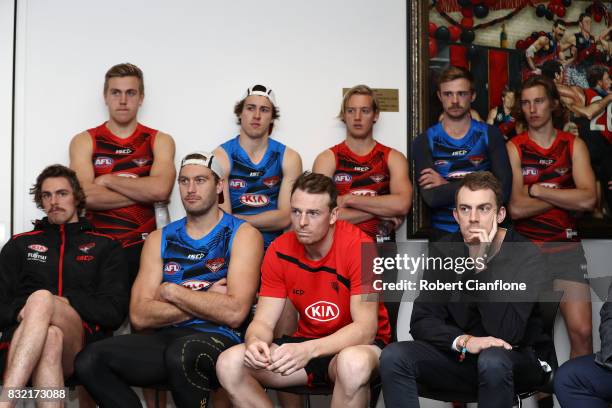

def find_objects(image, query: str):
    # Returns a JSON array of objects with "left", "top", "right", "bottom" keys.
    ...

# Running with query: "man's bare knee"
[
  {"left": 216, "top": 345, "right": 247, "bottom": 388},
  {"left": 334, "top": 347, "right": 377, "bottom": 394},
  {"left": 23, "top": 290, "right": 55, "bottom": 317}
]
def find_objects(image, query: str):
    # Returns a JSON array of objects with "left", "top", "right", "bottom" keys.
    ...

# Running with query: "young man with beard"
[
  {"left": 216, "top": 172, "right": 391, "bottom": 408},
  {"left": 0, "top": 165, "right": 128, "bottom": 407},
  {"left": 380, "top": 171, "right": 552, "bottom": 408},
  {"left": 412, "top": 66, "right": 512, "bottom": 239},
  {"left": 508, "top": 75, "right": 596, "bottom": 359},
  {"left": 74, "top": 152, "right": 263, "bottom": 408},
  {"left": 312, "top": 84, "right": 412, "bottom": 241}
]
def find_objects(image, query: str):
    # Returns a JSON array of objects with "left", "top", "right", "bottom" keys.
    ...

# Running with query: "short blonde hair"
[
  {"left": 338, "top": 84, "right": 380, "bottom": 119},
  {"left": 104, "top": 63, "right": 144, "bottom": 95}
]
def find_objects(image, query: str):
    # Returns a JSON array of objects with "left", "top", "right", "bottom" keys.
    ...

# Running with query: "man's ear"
[
  {"left": 453, "top": 208, "right": 459, "bottom": 224},
  {"left": 470, "top": 91, "right": 476, "bottom": 103},
  {"left": 330, "top": 206, "right": 339, "bottom": 225},
  {"left": 497, "top": 206, "right": 506, "bottom": 224}
]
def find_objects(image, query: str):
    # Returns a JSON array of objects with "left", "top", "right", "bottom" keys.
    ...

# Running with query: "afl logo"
[
  {"left": 263, "top": 176, "right": 280, "bottom": 188},
  {"left": 28, "top": 244, "right": 48, "bottom": 253},
  {"left": 132, "top": 157, "right": 150, "bottom": 167},
  {"left": 522, "top": 167, "right": 538, "bottom": 176},
  {"left": 370, "top": 174, "right": 386, "bottom": 183},
  {"left": 468, "top": 155, "right": 484, "bottom": 166},
  {"left": 164, "top": 262, "right": 182, "bottom": 274},
  {"left": 240, "top": 194, "right": 270, "bottom": 207},
  {"left": 305, "top": 301, "right": 340, "bottom": 322},
  {"left": 182, "top": 280, "right": 212, "bottom": 291},
  {"left": 94, "top": 157, "right": 114, "bottom": 169},
  {"left": 229, "top": 179, "right": 247, "bottom": 189},
  {"left": 206, "top": 258, "right": 225, "bottom": 272},
  {"left": 79, "top": 242, "right": 96, "bottom": 253},
  {"left": 334, "top": 173, "right": 352, "bottom": 184},
  {"left": 434, "top": 160, "right": 448, "bottom": 167}
]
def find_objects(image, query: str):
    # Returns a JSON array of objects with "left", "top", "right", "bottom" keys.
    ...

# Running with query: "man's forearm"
[
  {"left": 344, "top": 194, "right": 410, "bottom": 217},
  {"left": 533, "top": 185, "right": 595, "bottom": 212},
  {"left": 245, "top": 320, "right": 275, "bottom": 345},
  {"left": 337, "top": 207, "right": 375, "bottom": 224},
  {"left": 83, "top": 184, "right": 136, "bottom": 210},
  {"left": 236, "top": 210, "right": 290, "bottom": 231},
  {"left": 130, "top": 300, "right": 191, "bottom": 330},
  {"left": 102, "top": 176, "right": 172, "bottom": 203}
]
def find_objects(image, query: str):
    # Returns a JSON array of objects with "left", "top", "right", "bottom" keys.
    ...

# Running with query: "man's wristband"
[{"left": 459, "top": 335, "right": 472, "bottom": 362}]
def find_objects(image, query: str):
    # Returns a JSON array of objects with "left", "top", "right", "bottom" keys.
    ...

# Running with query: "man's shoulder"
[{"left": 334, "top": 221, "right": 372, "bottom": 247}]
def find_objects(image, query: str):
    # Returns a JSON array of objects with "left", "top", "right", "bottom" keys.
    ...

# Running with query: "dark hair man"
[
  {"left": 0, "top": 165, "right": 129, "bottom": 406},
  {"left": 74, "top": 152, "right": 263, "bottom": 407},
  {"left": 216, "top": 172, "right": 391, "bottom": 408},
  {"left": 412, "top": 66, "right": 512, "bottom": 239},
  {"left": 508, "top": 75, "right": 596, "bottom": 359},
  {"left": 380, "top": 171, "right": 552, "bottom": 408}
]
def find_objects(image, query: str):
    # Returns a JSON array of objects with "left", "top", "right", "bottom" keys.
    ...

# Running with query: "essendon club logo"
[
  {"left": 79, "top": 242, "right": 96, "bottom": 253},
  {"left": 132, "top": 157, "right": 150, "bottom": 167},
  {"left": 229, "top": 179, "right": 247, "bottom": 189},
  {"left": 240, "top": 194, "right": 270, "bottom": 207},
  {"left": 305, "top": 301, "right": 340, "bottom": 322},
  {"left": 94, "top": 156, "right": 114, "bottom": 169},
  {"left": 206, "top": 258, "right": 225, "bottom": 272},
  {"left": 333, "top": 173, "right": 352, "bottom": 184},
  {"left": 369, "top": 174, "right": 386, "bottom": 183},
  {"left": 351, "top": 189, "right": 377, "bottom": 197},
  {"left": 468, "top": 155, "right": 485, "bottom": 166},
  {"left": 164, "top": 262, "right": 181, "bottom": 274},
  {"left": 182, "top": 280, "right": 212, "bottom": 291},
  {"left": 555, "top": 167, "right": 569, "bottom": 176},
  {"left": 28, "top": 244, "right": 48, "bottom": 253},
  {"left": 263, "top": 176, "right": 280, "bottom": 188}
]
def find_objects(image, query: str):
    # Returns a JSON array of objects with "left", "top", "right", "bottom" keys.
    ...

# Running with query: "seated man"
[
  {"left": 0, "top": 165, "right": 129, "bottom": 406},
  {"left": 379, "top": 171, "right": 552, "bottom": 408},
  {"left": 216, "top": 172, "right": 391, "bottom": 408},
  {"left": 555, "top": 281, "right": 612, "bottom": 407},
  {"left": 75, "top": 152, "right": 262, "bottom": 407}
]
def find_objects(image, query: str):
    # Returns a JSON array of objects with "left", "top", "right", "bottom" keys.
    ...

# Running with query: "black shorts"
[
  {"left": 543, "top": 244, "right": 588, "bottom": 284},
  {"left": 0, "top": 322, "right": 110, "bottom": 378},
  {"left": 273, "top": 335, "right": 385, "bottom": 388},
  {"left": 123, "top": 242, "right": 144, "bottom": 284}
]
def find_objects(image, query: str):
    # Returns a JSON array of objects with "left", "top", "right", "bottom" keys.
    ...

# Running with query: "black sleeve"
[
  {"left": 65, "top": 240, "right": 129, "bottom": 330},
  {"left": 409, "top": 241, "right": 463, "bottom": 350},
  {"left": 597, "top": 283, "right": 612, "bottom": 366},
  {"left": 475, "top": 241, "right": 546, "bottom": 344},
  {"left": 486, "top": 125, "right": 513, "bottom": 204},
  {"left": 412, "top": 132, "right": 462, "bottom": 208},
  {"left": 0, "top": 240, "right": 26, "bottom": 329}
]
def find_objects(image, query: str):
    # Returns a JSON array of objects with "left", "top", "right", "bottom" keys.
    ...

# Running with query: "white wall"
[
  {"left": 12, "top": 0, "right": 408, "bottom": 235},
  {"left": 0, "top": 0, "right": 14, "bottom": 245}
]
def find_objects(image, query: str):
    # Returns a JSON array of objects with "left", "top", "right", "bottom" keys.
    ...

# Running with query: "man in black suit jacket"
[{"left": 380, "top": 171, "right": 553, "bottom": 408}]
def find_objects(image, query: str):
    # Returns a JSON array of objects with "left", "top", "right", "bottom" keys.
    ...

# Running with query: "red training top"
[{"left": 260, "top": 220, "right": 391, "bottom": 344}]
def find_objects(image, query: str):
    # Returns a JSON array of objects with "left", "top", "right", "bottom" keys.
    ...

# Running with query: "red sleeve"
[{"left": 259, "top": 242, "right": 288, "bottom": 299}]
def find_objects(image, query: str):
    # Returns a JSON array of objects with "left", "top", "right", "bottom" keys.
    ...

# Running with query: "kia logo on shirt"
[
  {"left": 182, "top": 280, "right": 212, "bottom": 291},
  {"left": 240, "top": 194, "right": 270, "bottom": 207},
  {"left": 350, "top": 189, "right": 377, "bottom": 197},
  {"left": 305, "top": 301, "right": 340, "bottom": 322},
  {"left": 28, "top": 244, "right": 48, "bottom": 253}
]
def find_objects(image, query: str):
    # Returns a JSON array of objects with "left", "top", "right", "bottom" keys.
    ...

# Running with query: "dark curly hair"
[{"left": 30, "top": 164, "right": 86, "bottom": 212}]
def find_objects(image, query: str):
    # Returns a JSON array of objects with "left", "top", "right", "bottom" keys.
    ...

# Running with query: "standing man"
[
  {"left": 412, "top": 66, "right": 512, "bottom": 239},
  {"left": 75, "top": 152, "right": 263, "bottom": 407},
  {"left": 486, "top": 87, "right": 518, "bottom": 140},
  {"left": 70, "top": 62, "right": 176, "bottom": 284},
  {"left": 215, "top": 84, "right": 302, "bottom": 250},
  {"left": 312, "top": 84, "right": 412, "bottom": 241},
  {"left": 0, "top": 165, "right": 129, "bottom": 407},
  {"left": 562, "top": 13, "right": 596, "bottom": 88},
  {"left": 216, "top": 172, "right": 391, "bottom": 408},
  {"left": 508, "top": 75, "right": 596, "bottom": 359},
  {"left": 380, "top": 171, "right": 552, "bottom": 408}
]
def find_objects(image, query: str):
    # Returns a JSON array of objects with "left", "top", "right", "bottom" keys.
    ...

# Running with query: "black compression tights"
[{"left": 75, "top": 327, "right": 237, "bottom": 408}]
